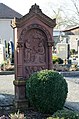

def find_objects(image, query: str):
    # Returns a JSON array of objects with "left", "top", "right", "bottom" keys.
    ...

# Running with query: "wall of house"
[
  {"left": 69, "top": 35, "right": 79, "bottom": 51},
  {"left": 0, "top": 19, "right": 13, "bottom": 44},
  {"left": 53, "top": 30, "right": 62, "bottom": 46},
  {"left": 63, "top": 28, "right": 79, "bottom": 52},
  {"left": 70, "top": 28, "right": 79, "bottom": 35}
]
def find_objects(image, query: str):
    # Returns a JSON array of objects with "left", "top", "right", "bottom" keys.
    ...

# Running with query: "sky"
[
  {"left": 0, "top": 0, "right": 76, "bottom": 18},
  {"left": 0, "top": 0, "right": 73, "bottom": 16}
]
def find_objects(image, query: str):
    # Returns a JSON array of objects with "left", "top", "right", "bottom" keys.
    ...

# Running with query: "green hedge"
[
  {"left": 26, "top": 70, "right": 68, "bottom": 114},
  {"left": 47, "top": 109, "right": 79, "bottom": 119}
]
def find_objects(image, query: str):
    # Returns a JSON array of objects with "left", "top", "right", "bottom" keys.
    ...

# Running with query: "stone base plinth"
[
  {"left": 13, "top": 79, "right": 28, "bottom": 110},
  {"left": 14, "top": 99, "right": 28, "bottom": 110}
]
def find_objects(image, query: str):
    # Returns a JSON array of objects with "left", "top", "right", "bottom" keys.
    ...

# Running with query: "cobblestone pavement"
[
  {"left": 0, "top": 74, "right": 79, "bottom": 114},
  {"left": 0, "top": 74, "right": 15, "bottom": 115},
  {"left": 65, "top": 77, "right": 79, "bottom": 112},
  {"left": 0, "top": 75, "right": 14, "bottom": 95}
]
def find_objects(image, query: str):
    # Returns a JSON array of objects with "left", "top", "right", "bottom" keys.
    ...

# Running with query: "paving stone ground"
[
  {"left": 0, "top": 74, "right": 14, "bottom": 95},
  {"left": 65, "top": 77, "right": 79, "bottom": 112},
  {"left": 0, "top": 74, "right": 15, "bottom": 115}
]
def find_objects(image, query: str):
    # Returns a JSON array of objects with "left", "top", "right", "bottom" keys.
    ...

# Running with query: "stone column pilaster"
[
  {"left": 48, "top": 41, "right": 53, "bottom": 70},
  {"left": 13, "top": 41, "right": 28, "bottom": 109}
]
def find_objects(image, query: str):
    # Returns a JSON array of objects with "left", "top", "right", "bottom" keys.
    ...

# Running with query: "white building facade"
[
  {"left": 0, "top": 19, "right": 13, "bottom": 43},
  {"left": 0, "top": 3, "right": 22, "bottom": 64},
  {"left": 0, "top": 3, "right": 22, "bottom": 44}
]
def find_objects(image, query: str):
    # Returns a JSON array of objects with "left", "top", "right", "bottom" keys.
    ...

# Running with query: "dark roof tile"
[{"left": 0, "top": 3, "right": 22, "bottom": 19}]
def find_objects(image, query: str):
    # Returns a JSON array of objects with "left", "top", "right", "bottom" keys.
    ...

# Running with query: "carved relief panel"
[{"left": 23, "top": 28, "right": 48, "bottom": 78}]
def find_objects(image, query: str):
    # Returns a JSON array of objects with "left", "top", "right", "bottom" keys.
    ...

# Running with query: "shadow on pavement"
[
  {"left": 0, "top": 93, "right": 15, "bottom": 116},
  {"left": 65, "top": 101, "right": 79, "bottom": 112}
]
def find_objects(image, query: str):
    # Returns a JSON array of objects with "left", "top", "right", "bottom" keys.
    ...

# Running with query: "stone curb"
[
  {"left": 60, "top": 71, "right": 79, "bottom": 77},
  {"left": 64, "top": 103, "right": 79, "bottom": 112},
  {"left": 0, "top": 71, "right": 14, "bottom": 75},
  {"left": 0, "top": 70, "right": 79, "bottom": 76}
]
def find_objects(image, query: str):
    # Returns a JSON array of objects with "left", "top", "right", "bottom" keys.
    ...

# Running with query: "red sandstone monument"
[{"left": 11, "top": 4, "right": 56, "bottom": 109}]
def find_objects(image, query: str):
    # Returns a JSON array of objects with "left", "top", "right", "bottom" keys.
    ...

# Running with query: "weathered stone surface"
[{"left": 11, "top": 4, "right": 56, "bottom": 108}]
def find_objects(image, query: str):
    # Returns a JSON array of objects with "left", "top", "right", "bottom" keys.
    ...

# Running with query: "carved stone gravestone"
[{"left": 11, "top": 4, "right": 56, "bottom": 109}]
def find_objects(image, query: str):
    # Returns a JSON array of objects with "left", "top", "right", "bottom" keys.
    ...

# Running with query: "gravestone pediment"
[{"left": 11, "top": 3, "right": 56, "bottom": 28}]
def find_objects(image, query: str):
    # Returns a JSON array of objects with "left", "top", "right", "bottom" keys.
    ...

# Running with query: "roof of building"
[
  {"left": 0, "top": 3, "right": 22, "bottom": 19},
  {"left": 62, "top": 25, "right": 79, "bottom": 32}
]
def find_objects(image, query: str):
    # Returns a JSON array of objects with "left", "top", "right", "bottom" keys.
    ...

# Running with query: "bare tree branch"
[
  {"left": 71, "top": 0, "right": 79, "bottom": 15},
  {"left": 49, "top": 0, "right": 79, "bottom": 29}
]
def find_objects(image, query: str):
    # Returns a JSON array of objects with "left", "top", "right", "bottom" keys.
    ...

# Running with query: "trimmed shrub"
[{"left": 26, "top": 70, "right": 68, "bottom": 114}]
